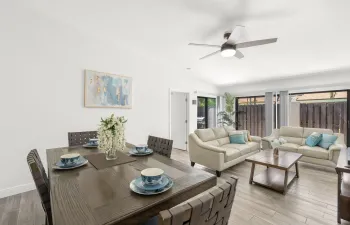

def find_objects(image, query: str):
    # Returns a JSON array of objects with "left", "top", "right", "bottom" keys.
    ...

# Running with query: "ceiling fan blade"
[
  {"left": 235, "top": 38, "right": 277, "bottom": 49},
  {"left": 234, "top": 50, "right": 244, "bottom": 59},
  {"left": 200, "top": 50, "right": 221, "bottom": 60},
  {"left": 227, "top": 25, "right": 245, "bottom": 44},
  {"left": 188, "top": 43, "right": 221, "bottom": 48}
]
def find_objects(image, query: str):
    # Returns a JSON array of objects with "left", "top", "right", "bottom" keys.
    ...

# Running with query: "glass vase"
[{"left": 105, "top": 126, "right": 125, "bottom": 160}]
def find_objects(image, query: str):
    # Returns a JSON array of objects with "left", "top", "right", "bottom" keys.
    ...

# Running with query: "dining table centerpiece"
[{"left": 97, "top": 114, "right": 127, "bottom": 160}]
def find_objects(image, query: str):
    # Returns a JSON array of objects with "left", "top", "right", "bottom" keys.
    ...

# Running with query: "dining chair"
[
  {"left": 68, "top": 131, "right": 97, "bottom": 147},
  {"left": 147, "top": 136, "right": 173, "bottom": 158},
  {"left": 27, "top": 149, "right": 52, "bottom": 225},
  {"left": 158, "top": 176, "right": 238, "bottom": 225}
]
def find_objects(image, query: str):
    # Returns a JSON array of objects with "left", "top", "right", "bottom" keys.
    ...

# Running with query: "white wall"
[
  {"left": 0, "top": 2, "right": 218, "bottom": 197},
  {"left": 220, "top": 68, "right": 350, "bottom": 96}
]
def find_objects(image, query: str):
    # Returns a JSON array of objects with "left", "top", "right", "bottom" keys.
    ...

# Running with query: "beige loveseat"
[
  {"left": 189, "top": 127, "right": 261, "bottom": 176},
  {"left": 262, "top": 126, "right": 346, "bottom": 167}
]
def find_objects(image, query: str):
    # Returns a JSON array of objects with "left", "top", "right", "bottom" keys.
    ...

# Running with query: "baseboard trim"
[{"left": 0, "top": 183, "right": 36, "bottom": 198}]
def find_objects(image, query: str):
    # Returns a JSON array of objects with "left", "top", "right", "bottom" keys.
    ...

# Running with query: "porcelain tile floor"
[{"left": 1, "top": 149, "right": 350, "bottom": 225}]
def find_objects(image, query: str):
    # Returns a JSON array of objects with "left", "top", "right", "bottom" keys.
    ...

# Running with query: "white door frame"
[{"left": 169, "top": 89, "right": 190, "bottom": 150}]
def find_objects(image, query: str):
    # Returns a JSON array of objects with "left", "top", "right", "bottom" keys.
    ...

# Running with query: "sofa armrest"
[
  {"left": 261, "top": 136, "right": 276, "bottom": 150},
  {"left": 251, "top": 136, "right": 261, "bottom": 143},
  {"left": 328, "top": 133, "right": 346, "bottom": 164},
  {"left": 188, "top": 134, "right": 225, "bottom": 171}
]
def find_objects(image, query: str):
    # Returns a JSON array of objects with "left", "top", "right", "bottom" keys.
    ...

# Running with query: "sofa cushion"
[
  {"left": 195, "top": 129, "right": 216, "bottom": 142},
  {"left": 212, "top": 127, "right": 228, "bottom": 139},
  {"left": 217, "top": 137, "right": 230, "bottom": 146},
  {"left": 224, "top": 148, "right": 241, "bottom": 162},
  {"left": 222, "top": 142, "right": 258, "bottom": 156},
  {"left": 205, "top": 140, "right": 220, "bottom": 147},
  {"left": 318, "top": 134, "right": 338, "bottom": 149},
  {"left": 229, "top": 131, "right": 246, "bottom": 144},
  {"left": 298, "top": 146, "right": 329, "bottom": 160},
  {"left": 224, "top": 126, "right": 235, "bottom": 134},
  {"left": 305, "top": 132, "right": 322, "bottom": 147},
  {"left": 303, "top": 128, "right": 333, "bottom": 138},
  {"left": 279, "top": 126, "right": 304, "bottom": 145},
  {"left": 278, "top": 143, "right": 300, "bottom": 152},
  {"left": 241, "top": 130, "right": 250, "bottom": 142}
]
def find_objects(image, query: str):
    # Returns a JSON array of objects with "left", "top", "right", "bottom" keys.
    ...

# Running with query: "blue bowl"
[
  {"left": 135, "top": 144, "right": 148, "bottom": 153},
  {"left": 141, "top": 168, "right": 164, "bottom": 186},
  {"left": 60, "top": 153, "right": 80, "bottom": 165}
]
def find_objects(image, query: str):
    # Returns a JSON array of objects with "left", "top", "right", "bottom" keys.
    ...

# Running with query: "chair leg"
[
  {"left": 190, "top": 162, "right": 195, "bottom": 167},
  {"left": 216, "top": 171, "right": 221, "bottom": 177}
]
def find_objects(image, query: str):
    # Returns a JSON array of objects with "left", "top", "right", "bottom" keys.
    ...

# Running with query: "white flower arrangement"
[{"left": 97, "top": 114, "right": 127, "bottom": 154}]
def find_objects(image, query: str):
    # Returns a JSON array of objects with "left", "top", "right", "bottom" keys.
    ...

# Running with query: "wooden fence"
[
  {"left": 300, "top": 102, "right": 347, "bottom": 141},
  {"left": 237, "top": 105, "right": 266, "bottom": 137},
  {"left": 238, "top": 102, "right": 347, "bottom": 143}
]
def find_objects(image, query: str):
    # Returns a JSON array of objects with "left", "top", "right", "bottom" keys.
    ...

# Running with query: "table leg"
[
  {"left": 283, "top": 170, "right": 289, "bottom": 195},
  {"left": 337, "top": 172, "right": 341, "bottom": 224},
  {"left": 295, "top": 162, "right": 299, "bottom": 178},
  {"left": 249, "top": 163, "right": 255, "bottom": 184}
]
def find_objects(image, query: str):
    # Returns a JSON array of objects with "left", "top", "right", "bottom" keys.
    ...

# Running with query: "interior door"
[{"left": 171, "top": 92, "right": 188, "bottom": 150}]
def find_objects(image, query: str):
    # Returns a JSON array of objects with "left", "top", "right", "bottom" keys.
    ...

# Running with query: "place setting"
[
  {"left": 129, "top": 144, "right": 153, "bottom": 156},
  {"left": 83, "top": 138, "right": 99, "bottom": 148},
  {"left": 53, "top": 153, "right": 89, "bottom": 170},
  {"left": 130, "top": 168, "right": 174, "bottom": 195}
]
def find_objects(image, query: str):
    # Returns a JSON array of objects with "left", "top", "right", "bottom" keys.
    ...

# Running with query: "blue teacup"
[
  {"left": 60, "top": 153, "right": 80, "bottom": 165},
  {"left": 141, "top": 168, "right": 164, "bottom": 186},
  {"left": 88, "top": 138, "right": 98, "bottom": 146},
  {"left": 135, "top": 144, "right": 148, "bottom": 153}
]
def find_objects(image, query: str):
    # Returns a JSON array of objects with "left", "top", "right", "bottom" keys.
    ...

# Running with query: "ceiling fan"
[{"left": 189, "top": 25, "right": 278, "bottom": 60}]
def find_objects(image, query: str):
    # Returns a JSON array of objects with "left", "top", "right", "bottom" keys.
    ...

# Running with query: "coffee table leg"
[
  {"left": 283, "top": 170, "right": 289, "bottom": 194},
  {"left": 295, "top": 162, "right": 299, "bottom": 178},
  {"left": 249, "top": 163, "right": 255, "bottom": 184}
]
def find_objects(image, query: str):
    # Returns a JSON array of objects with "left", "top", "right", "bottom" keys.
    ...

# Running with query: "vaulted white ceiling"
[{"left": 26, "top": 0, "right": 350, "bottom": 86}]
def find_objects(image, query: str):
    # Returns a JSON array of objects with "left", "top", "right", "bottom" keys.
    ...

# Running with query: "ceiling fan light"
[{"left": 221, "top": 49, "right": 236, "bottom": 57}]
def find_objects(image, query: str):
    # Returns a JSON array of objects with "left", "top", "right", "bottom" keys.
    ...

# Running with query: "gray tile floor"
[{"left": 1, "top": 149, "right": 350, "bottom": 225}]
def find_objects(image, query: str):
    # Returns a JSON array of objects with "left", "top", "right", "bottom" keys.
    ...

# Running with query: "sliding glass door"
[{"left": 197, "top": 97, "right": 216, "bottom": 129}]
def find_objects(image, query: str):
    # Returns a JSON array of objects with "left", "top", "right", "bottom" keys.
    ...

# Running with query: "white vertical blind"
[
  {"left": 265, "top": 92, "right": 274, "bottom": 135},
  {"left": 280, "top": 91, "right": 289, "bottom": 127}
]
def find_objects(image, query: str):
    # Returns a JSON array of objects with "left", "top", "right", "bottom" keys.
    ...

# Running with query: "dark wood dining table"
[{"left": 46, "top": 146, "right": 217, "bottom": 225}]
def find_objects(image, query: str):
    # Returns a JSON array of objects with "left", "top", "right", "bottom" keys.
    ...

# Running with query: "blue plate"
[
  {"left": 55, "top": 156, "right": 87, "bottom": 168},
  {"left": 83, "top": 143, "right": 98, "bottom": 148},
  {"left": 130, "top": 176, "right": 174, "bottom": 195},
  {"left": 129, "top": 148, "right": 153, "bottom": 156},
  {"left": 134, "top": 175, "right": 170, "bottom": 191}
]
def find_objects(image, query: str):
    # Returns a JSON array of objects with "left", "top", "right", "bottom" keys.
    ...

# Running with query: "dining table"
[{"left": 46, "top": 144, "right": 217, "bottom": 225}]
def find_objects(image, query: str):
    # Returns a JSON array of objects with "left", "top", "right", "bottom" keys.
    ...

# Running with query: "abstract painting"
[{"left": 84, "top": 70, "right": 132, "bottom": 108}]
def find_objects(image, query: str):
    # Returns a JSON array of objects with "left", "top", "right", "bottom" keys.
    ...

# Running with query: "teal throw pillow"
[
  {"left": 318, "top": 134, "right": 337, "bottom": 149},
  {"left": 305, "top": 132, "right": 322, "bottom": 147},
  {"left": 229, "top": 132, "right": 246, "bottom": 144}
]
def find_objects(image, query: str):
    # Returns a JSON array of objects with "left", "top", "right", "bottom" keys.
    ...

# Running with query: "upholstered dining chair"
[
  {"left": 147, "top": 136, "right": 173, "bottom": 158},
  {"left": 68, "top": 131, "right": 97, "bottom": 147},
  {"left": 27, "top": 149, "right": 52, "bottom": 225},
  {"left": 157, "top": 176, "right": 238, "bottom": 225}
]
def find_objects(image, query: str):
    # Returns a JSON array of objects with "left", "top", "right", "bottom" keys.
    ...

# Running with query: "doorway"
[
  {"left": 197, "top": 97, "right": 217, "bottom": 129},
  {"left": 171, "top": 91, "right": 189, "bottom": 151}
]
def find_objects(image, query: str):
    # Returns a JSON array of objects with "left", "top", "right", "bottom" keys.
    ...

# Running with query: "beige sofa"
[
  {"left": 189, "top": 127, "right": 261, "bottom": 176},
  {"left": 262, "top": 126, "right": 346, "bottom": 167}
]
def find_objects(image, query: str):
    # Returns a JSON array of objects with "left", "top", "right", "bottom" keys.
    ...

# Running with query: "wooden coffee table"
[{"left": 245, "top": 150, "right": 302, "bottom": 194}]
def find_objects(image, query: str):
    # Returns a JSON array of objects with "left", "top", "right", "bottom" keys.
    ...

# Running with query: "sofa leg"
[
  {"left": 216, "top": 171, "right": 222, "bottom": 177},
  {"left": 190, "top": 162, "right": 195, "bottom": 167}
]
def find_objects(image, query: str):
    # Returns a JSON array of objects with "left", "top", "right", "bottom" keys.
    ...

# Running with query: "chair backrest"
[
  {"left": 27, "top": 149, "right": 52, "bottom": 225},
  {"left": 147, "top": 136, "right": 173, "bottom": 158},
  {"left": 68, "top": 131, "right": 97, "bottom": 147},
  {"left": 158, "top": 176, "right": 238, "bottom": 225}
]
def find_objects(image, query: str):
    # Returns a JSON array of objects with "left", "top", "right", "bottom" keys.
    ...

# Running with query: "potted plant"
[{"left": 217, "top": 92, "right": 240, "bottom": 128}]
